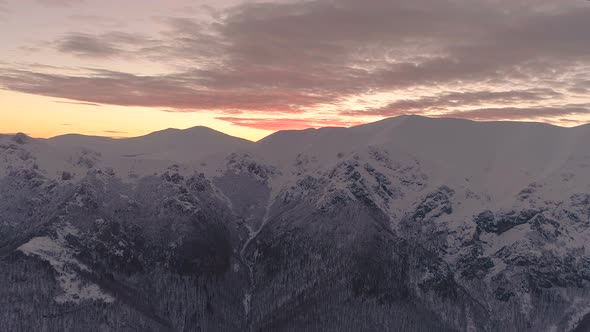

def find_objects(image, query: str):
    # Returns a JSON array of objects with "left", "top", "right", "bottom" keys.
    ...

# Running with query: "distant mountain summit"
[
  {"left": 47, "top": 125, "right": 252, "bottom": 162},
  {"left": 2, "top": 116, "right": 590, "bottom": 331}
]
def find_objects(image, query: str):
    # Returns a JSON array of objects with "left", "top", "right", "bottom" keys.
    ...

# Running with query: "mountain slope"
[
  {"left": 2, "top": 116, "right": 590, "bottom": 331},
  {"left": 47, "top": 125, "right": 253, "bottom": 162}
]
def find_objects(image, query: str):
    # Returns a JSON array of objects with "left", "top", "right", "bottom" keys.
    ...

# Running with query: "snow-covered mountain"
[{"left": 2, "top": 115, "right": 590, "bottom": 331}]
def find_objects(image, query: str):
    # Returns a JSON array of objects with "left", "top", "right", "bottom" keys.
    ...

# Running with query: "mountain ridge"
[
  {"left": 6, "top": 115, "right": 590, "bottom": 143},
  {"left": 2, "top": 114, "right": 590, "bottom": 331}
]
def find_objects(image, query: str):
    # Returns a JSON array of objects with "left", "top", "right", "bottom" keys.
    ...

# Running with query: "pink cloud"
[{"left": 216, "top": 117, "right": 366, "bottom": 131}]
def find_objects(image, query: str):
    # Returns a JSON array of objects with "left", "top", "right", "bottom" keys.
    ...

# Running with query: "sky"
[{"left": 0, "top": 0, "right": 589, "bottom": 141}]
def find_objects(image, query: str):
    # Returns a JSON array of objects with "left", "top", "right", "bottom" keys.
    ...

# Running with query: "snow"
[
  {"left": 40, "top": 126, "right": 252, "bottom": 181},
  {"left": 6, "top": 116, "right": 588, "bottom": 204},
  {"left": 253, "top": 116, "right": 590, "bottom": 202},
  {"left": 17, "top": 223, "right": 115, "bottom": 304},
  {"left": 5, "top": 115, "right": 590, "bottom": 323},
  {"left": 565, "top": 296, "right": 590, "bottom": 331},
  {"left": 243, "top": 293, "right": 251, "bottom": 316}
]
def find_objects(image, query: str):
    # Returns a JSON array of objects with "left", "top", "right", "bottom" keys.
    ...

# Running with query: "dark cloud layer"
[
  {"left": 343, "top": 89, "right": 564, "bottom": 117},
  {"left": 1, "top": 0, "right": 589, "bottom": 128},
  {"left": 444, "top": 106, "right": 590, "bottom": 122},
  {"left": 1, "top": 69, "right": 327, "bottom": 113}
]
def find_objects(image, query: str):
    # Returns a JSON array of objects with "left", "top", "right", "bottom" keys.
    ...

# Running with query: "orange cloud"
[{"left": 216, "top": 117, "right": 366, "bottom": 131}]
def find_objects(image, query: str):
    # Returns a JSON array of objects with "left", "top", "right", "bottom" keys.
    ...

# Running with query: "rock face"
[{"left": 2, "top": 116, "right": 590, "bottom": 331}]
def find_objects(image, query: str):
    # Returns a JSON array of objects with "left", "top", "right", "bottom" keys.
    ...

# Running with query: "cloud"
[
  {"left": 103, "top": 130, "right": 127, "bottom": 134},
  {"left": 36, "top": 0, "right": 84, "bottom": 6},
  {"left": 67, "top": 15, "right": 124, "bottom": 28},
  {"left": 56, "top": 34, "right": 119, "bottom": 58},
  {"left": 570, "top": 80, "right": 590, "bottom": 94},
  {"left": 54, "top": 100, "right": 103, "bottom": 106},
  {"left": 345, "top": 89, "right": 563, "bottom": 117},
  {"left": 55, "top": 32, "right": 151, "bottom": 58},
  {"left": 443, "top": 106, "right": 590, "bottom": 121},
  {"left": 1, "top": 0, "right": 589, "bottom": 124},
  {"left": 0, "top": 69, "right": 327, "bottom": 113},
  {"left": 216, "top": 117, "right": 366, "bottom": 131}
]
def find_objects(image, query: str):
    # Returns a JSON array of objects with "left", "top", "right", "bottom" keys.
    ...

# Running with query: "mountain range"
[{"left": 2, "top": 115, "right": 590, "bottom": 331}]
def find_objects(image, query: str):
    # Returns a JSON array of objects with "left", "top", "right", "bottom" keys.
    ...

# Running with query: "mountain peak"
[
  {"left": 137, "top": 125, "right": 251, "bottom": 142},
  {"left": 12, "top": 132, "right": 31, "bottom": 144}
]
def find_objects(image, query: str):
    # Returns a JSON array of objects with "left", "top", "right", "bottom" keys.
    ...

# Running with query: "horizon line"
[{"left": 2, "top": 114, "right": 590, "bottom": 143}]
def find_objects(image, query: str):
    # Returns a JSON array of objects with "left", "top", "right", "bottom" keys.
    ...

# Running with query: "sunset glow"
[{"left": 1, "top": 0, "right": 589, "bottom": 140}]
